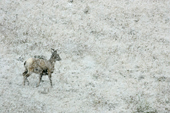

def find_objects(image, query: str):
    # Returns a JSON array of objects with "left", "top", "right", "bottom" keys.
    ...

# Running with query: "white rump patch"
[{"left": 26, "top": 58, "right": 34, "bottom": 65}]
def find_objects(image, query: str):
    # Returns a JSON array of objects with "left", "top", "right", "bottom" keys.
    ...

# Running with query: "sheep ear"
[{"left": 51, "top": 48, "right": 55, "bottom": 52}]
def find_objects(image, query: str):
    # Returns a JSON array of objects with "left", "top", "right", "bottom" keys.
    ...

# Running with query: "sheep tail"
[{"left": 24, "top": 61, "right": 26, "bottom": 66}]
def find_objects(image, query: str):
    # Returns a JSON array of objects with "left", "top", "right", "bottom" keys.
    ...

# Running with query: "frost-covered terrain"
[{"left": 0, "top": 0, "right": 170, "bottom": 112}]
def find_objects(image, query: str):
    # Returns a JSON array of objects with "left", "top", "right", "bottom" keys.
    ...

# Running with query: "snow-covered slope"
[{"left": 0, "top": 0, "right": 170, "bottom": 112}]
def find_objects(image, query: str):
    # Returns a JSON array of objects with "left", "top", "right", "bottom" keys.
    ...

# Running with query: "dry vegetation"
[{"left": 0, "top": 0, "right": 170, "bottom": 112}]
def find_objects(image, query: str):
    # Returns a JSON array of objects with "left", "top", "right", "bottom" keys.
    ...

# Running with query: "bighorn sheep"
[{"left": 23, "top": 49, "right": 61, "bottom": 87}]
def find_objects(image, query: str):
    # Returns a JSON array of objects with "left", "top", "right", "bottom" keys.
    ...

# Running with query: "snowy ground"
[{"left": 0, "top": 0, "right": 170, "bottom": 112}]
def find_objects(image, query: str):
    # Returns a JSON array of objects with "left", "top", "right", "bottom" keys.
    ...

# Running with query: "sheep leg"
[
  {"left": 26, "top": 78, "right": 29, "bottom": 85},
  {"left": 23, "top": 70, "right": 27, "bottom": 85},
  {"left": 48, "top": 75, "right": 52, "bottom": 87},
  {"left": 37, "top": 73, "right": 43, "bottom": 87},
  {"left": 23, "top": 69, "right": 31, "bottom": 86},
  {"left": 48, "top": 70, "right": 52, "bottom": 87},
  {"left": 23, "top": 76, "right": 26, "bottom": 85},
  {"left": 23, "top": 74, "right": 30, "bottom": 85}
]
